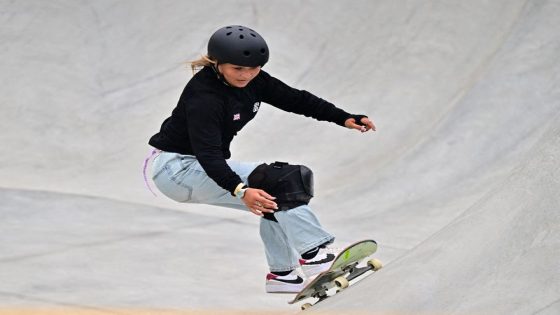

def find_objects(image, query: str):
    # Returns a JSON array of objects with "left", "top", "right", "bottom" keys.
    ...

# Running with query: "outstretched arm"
[{"left": 258, "top": 71, "right": 377, "bottom": 131}]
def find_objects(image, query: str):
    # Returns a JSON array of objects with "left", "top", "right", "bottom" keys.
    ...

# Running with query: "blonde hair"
[{"left": 188, "top": 54, "right": 217, "bottom": 74}]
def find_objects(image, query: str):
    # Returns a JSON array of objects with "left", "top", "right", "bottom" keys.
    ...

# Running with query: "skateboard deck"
[{"left": 288, "top": 239, "right": 382, "bottom": 309}]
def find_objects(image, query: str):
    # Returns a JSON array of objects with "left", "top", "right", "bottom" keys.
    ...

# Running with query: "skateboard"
[{"left": 288, "top": 239, "right": 382, "bottom": 310}]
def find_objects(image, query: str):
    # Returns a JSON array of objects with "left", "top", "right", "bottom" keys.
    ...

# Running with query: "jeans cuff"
[
  {"left": 269, "top": 264, "right": 301, "bottom": 273},
  {"left": 299, "top": 235, "right": 335, "bottom": 255}
]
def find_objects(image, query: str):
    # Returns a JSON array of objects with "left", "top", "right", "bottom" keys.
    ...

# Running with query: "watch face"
[{"left": 237, "top": 188, "right": 247, "bottom": 198}]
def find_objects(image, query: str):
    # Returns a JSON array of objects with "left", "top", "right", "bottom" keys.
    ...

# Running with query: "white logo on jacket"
[{"left": 253, "top": 102, "right": 261, "bottom": 113}]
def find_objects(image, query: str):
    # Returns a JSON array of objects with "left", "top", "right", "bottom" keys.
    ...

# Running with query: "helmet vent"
[
  {"left": 260, "top": 48, "right": 266, "bottom": 54},
  {"left": 239, "top": 34, "right": 245, "bottom": 39},
  {"left": 250, "top": 33, "right": 256, "bottom": 37},
  {"left": 243, "top": 51, "right": 251, "bottom": 56},
  {"left": 226, "top": 32, "right": 232, "bottom": 36}
]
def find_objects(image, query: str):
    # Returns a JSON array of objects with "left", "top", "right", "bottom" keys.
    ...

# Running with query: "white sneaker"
[
  {"left": 299, "top": 246, "right": 338, "bottom": 278},
  {"left": 265, "top": 270, "right": 305, "bottom": 293}
]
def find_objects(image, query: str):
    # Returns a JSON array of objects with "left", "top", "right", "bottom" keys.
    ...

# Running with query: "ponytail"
[{"left": 188, "top": 54, "right": 217, "bottom": 75}]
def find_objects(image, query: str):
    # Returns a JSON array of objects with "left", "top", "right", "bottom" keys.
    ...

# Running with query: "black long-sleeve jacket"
[{"left": 149, "top": 66, "right": 352, "bottom": 195}]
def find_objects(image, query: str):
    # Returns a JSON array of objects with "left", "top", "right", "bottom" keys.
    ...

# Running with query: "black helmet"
[{"left": 208, "top": 25, "right": 269, "bottom": 67}]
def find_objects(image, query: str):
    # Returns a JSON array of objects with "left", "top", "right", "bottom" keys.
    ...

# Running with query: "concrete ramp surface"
[{"left": 1, "top": 0, "right": 559, "bottom": 314}]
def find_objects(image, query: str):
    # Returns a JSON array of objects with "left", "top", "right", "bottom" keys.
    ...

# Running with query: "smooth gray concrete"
[{"left": 1, "top": 0, "right": 559, "bottom": 314}]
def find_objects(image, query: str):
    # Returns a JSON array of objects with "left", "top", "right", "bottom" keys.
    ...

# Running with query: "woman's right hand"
[{"left": 242, "top": 188, "right": 278, "bottom": 217}]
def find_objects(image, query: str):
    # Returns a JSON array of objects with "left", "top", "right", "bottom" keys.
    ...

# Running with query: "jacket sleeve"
[
  {"left": 185, "top": 93, "right": 243, "bottom": 194},
  {"left": 257, "top": 71, "right": 352, "bottom": 126}
]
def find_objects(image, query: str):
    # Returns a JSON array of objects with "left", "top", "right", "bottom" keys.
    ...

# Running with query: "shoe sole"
[{"left": 266, "top": 280, "right": 305, "bottom": 294}]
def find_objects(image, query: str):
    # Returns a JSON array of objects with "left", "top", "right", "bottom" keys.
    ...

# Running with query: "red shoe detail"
[
  {"left": 299, "top": 259, "right": 307, "bottom": 265},
  {"left": 266, "top": 273, "right": 278, "bottom": 281}
]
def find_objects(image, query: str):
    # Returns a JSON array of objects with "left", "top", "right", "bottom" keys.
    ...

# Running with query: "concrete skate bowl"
[{"left": 1, "top": 0, "right": 559, "bottom": 314}]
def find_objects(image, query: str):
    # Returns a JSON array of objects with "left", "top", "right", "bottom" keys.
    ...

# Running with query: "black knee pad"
[{"left": 248, "top": 161, "right": 314, "bottom": 221}]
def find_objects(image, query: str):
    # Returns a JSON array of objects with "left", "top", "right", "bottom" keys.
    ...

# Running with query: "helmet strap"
[{"left": 211, "top": 63, "right": 232, "bottom": 87}]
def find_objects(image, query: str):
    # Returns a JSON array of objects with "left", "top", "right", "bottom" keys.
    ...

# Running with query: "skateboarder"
[{"left": 146, "top": 25, "right": 376, "bottom": 293}]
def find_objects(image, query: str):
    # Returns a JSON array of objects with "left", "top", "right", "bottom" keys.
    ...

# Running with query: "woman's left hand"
[
  {"left": 345, "top": 116, "right": 376, "bottom": 133},
  {"left": 242, "top": 188, "right": 278, "bottom": 217}
]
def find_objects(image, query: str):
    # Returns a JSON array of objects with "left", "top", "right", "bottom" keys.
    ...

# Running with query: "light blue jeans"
[{"left": 151, "top": 151, "right": 334, "bottom": 272}]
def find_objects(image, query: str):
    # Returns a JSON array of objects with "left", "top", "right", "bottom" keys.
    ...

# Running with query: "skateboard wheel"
[
  {"left": 334, "top": 276, "right": 349, "bottom": 289},
  {"left": 301, "top": 303, "right": 312, "bottom": 310},
  {"left": 367, "top": 258, "right": 383, "bottom": 271}
]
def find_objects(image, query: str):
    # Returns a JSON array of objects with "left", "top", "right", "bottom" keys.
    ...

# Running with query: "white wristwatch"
[{"left": 235, "top": 185, "right": 248, "bottom": 199}]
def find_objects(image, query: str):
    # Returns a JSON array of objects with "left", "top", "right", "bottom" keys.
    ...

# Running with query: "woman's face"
[{"left": 218, "top": 63, "right": 261, "bottom": 88}]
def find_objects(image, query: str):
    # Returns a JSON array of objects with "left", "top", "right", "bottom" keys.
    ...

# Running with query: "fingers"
[
  {"left": 348, "top": 118, "right": 376, "bottom": 133},
  {"left": 344, "top": 117, "right": 376, "bottom": 133},
  {"left": 348, "top": 120, "right": 368, "bottom": 132},
  {"left": 364, "top": 118, "right": 376, "bottom": 131},
  {"left": 258, "top": 190, "right": 276, "bottom": 202},
  {"left": 250, "top": 201, "right": 276, "bottom": 217},
  {"left": 254, "top": 190, "right": 277, "bottom": 210},
  {"left": 243, "top": 188, "right": 278, "bottom": 217},
  {"left": 249, "top": 207, "right": 266, "bottom": 217},
  {"left": 250, "top": 202, "right": 274, "bottom": 217}
]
